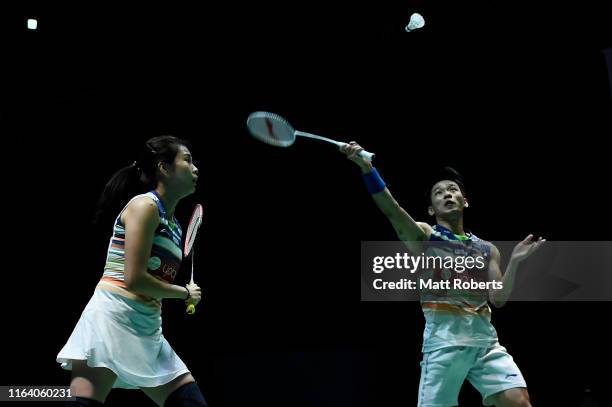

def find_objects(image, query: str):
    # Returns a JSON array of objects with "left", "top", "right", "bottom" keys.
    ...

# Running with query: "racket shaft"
[
  {"left": 295, "top": 131, "right": 374, "bottom": 160},
  {"left": 190, "top": 250, "right": 195, "bottom": 284},
  {"left": 295, "top": 130, "right": 342, "bottom": 146}
]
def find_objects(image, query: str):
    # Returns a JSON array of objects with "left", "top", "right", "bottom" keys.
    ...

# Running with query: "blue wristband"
[{"left": 363, "top": 167, "right": 386, "bottom": 194}]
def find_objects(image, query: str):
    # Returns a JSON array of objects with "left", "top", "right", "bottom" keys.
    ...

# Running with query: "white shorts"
[
  {"left": 417, "top": 344, "right": 527, "bottom": 407},
  {"left": 57, "top": 286, "right": 190, "bottom": 389}
]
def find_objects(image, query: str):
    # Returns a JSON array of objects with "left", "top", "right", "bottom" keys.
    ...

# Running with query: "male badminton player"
[
  {"left": 57, "top": 136, "right": 208, "bottom": 406},
  {"left": 341, "top": 142, "right": 543, "bottom": 407}
]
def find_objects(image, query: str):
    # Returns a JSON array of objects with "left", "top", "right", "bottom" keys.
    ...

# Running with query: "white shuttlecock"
[
  {"left": 405, "top": 13, "right": 425, "bottom": 32},
  {"left": 27, "top": 18, "right": 38, "bottom": 30}
]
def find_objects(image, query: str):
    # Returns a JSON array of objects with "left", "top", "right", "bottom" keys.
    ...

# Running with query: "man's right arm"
[
  {"left": 341, "top": 142, "right": 432, "bottom": 252},
  {"left": 371, "top": 186, "right": 431, "bottom": 242}
]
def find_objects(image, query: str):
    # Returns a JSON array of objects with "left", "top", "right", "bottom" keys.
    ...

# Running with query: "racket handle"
[
  {"left": 186, "top": 303, "right": 196, "bottom": 314},
  {"left": 337, "top": 142, "right": 375, "bottom": 161},
  {"left": 358, "top": 149, "right": 375, "bottom": 161},
  {"left": 186, "top": 277, "right": 196, "bottom": 314}
]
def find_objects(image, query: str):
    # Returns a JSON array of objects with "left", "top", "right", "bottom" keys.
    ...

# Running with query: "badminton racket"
[
  {"left": 184, "top": 204, "right": 203, "bottom": 314},
  {"left": 246, "top": 111, "right": 374, "bottom": 160}
]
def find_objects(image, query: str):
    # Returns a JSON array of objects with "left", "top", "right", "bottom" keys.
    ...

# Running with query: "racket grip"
[
  {"left": 358, "top": 150, "right": 375, "bottom": 161},
  {"left": 186, "top": 304, "right": 196, "bottom": 314},
  {"left": 338, "top": 142, "right": 375, "bottom": 161}
]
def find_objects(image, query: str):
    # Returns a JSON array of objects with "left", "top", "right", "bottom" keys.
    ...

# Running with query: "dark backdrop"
[{"left": 2, "top": 1, "right": 611, "bottom": 406}]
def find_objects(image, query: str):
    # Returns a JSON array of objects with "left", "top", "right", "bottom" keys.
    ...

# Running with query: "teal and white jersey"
[{"left": 420, "top": 224, "right": 499, "bottom": 352}]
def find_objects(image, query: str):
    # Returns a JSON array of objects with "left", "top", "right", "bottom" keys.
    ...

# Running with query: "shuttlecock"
[
  {"left": 27, "top": 18, "right": 38, "bottom": 30},
  {"left": 405, "top": 13, "right": 425, "bottom": 32}
]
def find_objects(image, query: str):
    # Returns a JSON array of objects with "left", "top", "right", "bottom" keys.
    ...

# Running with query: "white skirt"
[{"left": 57, "top": 285, "right": 190, "bottom": 389}]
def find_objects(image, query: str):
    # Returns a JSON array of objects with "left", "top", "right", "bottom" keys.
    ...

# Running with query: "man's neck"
[{"left": 436, "top": 217, "right": 465, "bottom": 236}]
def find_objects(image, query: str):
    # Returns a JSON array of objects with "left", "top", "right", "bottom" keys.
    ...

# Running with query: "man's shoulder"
[
  {"left": 468, "top": 233, "right": 498, "bottom": 257},
  {"left": 416, "top": 222, "right": 433, "bottom": 239}
]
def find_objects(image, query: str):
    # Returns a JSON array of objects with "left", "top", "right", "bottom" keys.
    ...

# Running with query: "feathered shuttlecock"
[{"left": 405, "top": 13, "right": 425, "bottom": 32}]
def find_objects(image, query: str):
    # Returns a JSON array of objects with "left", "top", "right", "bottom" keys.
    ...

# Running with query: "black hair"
[
  {"left": 93, "top": 135, "right": 189, "bottom": 225},
  {"left": 424, "top": 166, "right": 467, "bottom": 206}
]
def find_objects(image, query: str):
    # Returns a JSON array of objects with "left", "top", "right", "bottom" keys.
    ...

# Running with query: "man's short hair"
[{"left": 424, "top": 166, "right": 467, "bottom": 205}]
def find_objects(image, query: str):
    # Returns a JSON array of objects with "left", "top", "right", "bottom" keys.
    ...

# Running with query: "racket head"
[
  {"left": 246, "top": 111, "right": 296, "bottom": 147},
  {"left": 184, "top": 204, "right": 204, "bottom": 258}
]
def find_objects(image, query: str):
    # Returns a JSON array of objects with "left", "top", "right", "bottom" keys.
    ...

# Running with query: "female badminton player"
[
  {"left": 57, "top": 136, "right": 208, "bottom": 406},
  {"left": 341, "top": 142, "right": 544, "bottom": 407}
]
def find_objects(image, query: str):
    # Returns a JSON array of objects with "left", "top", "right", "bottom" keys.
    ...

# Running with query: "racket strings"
[{"left": 247, "top": 111, "right": 295, "bottom": 147}]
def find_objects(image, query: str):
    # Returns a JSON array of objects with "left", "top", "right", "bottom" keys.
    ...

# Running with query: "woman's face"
[{"left": 166, "top": 145, "right": 199, "bottom": 196}]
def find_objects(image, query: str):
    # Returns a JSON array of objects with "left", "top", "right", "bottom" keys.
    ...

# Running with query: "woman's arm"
[{"left": 122, "top": 197, "right": 191, "bottom": 299}]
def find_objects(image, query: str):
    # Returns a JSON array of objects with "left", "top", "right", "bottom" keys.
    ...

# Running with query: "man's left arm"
[{"left": 488, "top": 235, "right": 546, "bottom": 308}]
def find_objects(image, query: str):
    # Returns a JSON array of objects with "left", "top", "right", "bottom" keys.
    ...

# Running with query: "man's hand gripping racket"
[{"left": 184, "top": 204, "right": 204, "bottom": 314}]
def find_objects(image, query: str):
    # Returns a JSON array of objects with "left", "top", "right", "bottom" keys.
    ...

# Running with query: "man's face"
[{"left": 429, "top": 180, "right": 467, "bottom": 217}]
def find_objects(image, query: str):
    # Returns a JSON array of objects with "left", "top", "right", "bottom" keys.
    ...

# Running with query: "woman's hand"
[{"left": 185, "top": 282, "right": 202, "bottom": 306}]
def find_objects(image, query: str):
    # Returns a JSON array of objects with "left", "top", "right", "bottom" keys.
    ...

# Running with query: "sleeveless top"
[
  {"left": 97, "top": 191, "right": 183, "bottom": 309},
  {"left": 420, "top": 224, "right": 499, "bottom": 352}
]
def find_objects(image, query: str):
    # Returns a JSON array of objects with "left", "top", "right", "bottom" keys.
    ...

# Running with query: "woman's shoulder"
[{"left": 121, "top": 195, "right": 160, "bottom": 225}]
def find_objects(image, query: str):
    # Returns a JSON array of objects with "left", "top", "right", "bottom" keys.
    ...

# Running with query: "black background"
[{"left": 1, "top": 1, "right": 611, "bottom": 406}]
